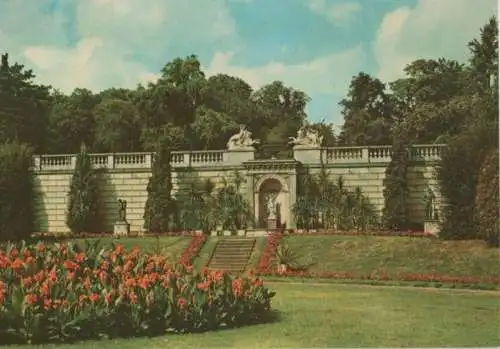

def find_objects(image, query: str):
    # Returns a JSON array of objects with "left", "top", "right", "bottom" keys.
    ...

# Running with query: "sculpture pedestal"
[
  {"left": 114, "top": 221, "right": 130, "bottom": 237},
  {"left": 267, "top": 218, "right": 277, "bottom": 230},
  {"left": 424, "top": 220, "right": 440, "bottom": 236}
]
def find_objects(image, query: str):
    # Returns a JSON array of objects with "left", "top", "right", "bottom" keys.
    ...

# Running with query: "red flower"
[{"left": 177, "top": 297, "right": 187, "bottom": 309}]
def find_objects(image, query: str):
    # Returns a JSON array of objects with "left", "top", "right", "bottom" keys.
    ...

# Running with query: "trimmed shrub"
[
  {"left": 475, "top": 147, "right": 499, "bottom": 247},
  {"left": 144, "top": 141, "right": 174, "bottom": 232},
  {"left": 437, "top": 118, "right": 497, "bottom": 240},
  {"left": 0, "top": 142, "right": 35, "bottom": 241},
  {"left": 382, "top": 138, "right": 410, "bottom": 230},
  {"left": 66, "top": 144, "right": 100, "bottom": 233}
]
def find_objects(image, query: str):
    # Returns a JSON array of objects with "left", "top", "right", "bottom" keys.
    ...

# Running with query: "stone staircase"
[{"left": 207, "top": 238, "right": 256, "bottom": 274}]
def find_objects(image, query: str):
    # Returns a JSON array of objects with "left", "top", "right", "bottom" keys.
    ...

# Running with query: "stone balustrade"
[
  {"left": 323, "top": 144, "right": 444, "bottom": 164},
  {"left": 31, "top": 144, "right": 446, "bottom": 172}
]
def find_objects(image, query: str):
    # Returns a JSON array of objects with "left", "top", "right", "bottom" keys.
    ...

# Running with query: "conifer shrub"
[
  {"left": 144, "top": 141, "right": 173, "bottom": 233},
  {"left": 382, "top": 137, "right": 410, "bottom": 230},
  {"left": 0, "top": 142, "right": 35, "bottom": 241},
  {"left": 475, "top": 147, "right": 499, "bottom": 247},
  {"left": 66, "top": 144, "right": 100, "bottom": 233}
]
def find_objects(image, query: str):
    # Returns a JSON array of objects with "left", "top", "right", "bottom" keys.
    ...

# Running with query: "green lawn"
[
  {"left": 282, "top": 235, "right": 500, "bottom": 278},
  {"left": 6, "top": 282, "right": 499, "bottom": 348}
]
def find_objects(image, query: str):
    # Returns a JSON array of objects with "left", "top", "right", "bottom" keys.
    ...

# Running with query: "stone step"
[{"left": 207, "top": 238, "right": 256, "bottom": 273}]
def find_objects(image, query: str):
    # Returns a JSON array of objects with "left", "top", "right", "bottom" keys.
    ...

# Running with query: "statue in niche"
[
  {"left": 226, "top": 125, "right": 260, "bottom": 150},
  {"left": 289, "top": 125, "right": 323, "bottom": 147},
  {"left": 118, "top": 199, "right": 127, "bottom": 222},
  {"left": 424, "top": 187, "right": 438, "bottom": 221},
  {"left": 266, "top": 192, "right": 278, "bottom": 220}
]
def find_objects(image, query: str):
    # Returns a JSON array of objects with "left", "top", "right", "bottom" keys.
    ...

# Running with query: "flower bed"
[
  {"left": 255, "top": 233, "right": 500, "bottom": 287},
  {"left": 289, "top": 230, "right": 436, "bottom": 238},
  {"left": 30, "top": 231, "right": 205, "bottom": 239},
  {"left": 0, "top": 241, "right": 274, "bottom": 344},
  {"left": 179, "top": 234, "right": 207, "bottom": 266}
]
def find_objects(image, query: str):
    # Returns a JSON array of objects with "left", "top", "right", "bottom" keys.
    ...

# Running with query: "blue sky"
[{"left": 0, "top": 0, "right": 496, "bottom": 125}]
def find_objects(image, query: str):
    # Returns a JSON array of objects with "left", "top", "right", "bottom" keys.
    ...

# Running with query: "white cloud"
[
  {"left": 307, "top": 0, "right": 361, "bottom": 26},
  {"left": 0, "top": 0, "right": 237, "bottom": 92},
  {"left": 374, "top": 0, "right": 497, "bottom": 82},
  {"left": 205, "top": 44, "right": 366, "bottom": 95}
]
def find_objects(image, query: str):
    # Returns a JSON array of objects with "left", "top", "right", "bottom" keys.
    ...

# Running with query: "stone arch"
[
  {"left": 255, "top": 175, "right": 289, "bottom": 229},
  {"left": 254, "top": 174, "right": 289, "bottom": 193}
]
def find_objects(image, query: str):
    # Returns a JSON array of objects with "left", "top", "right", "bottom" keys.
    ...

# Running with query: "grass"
[
  {"left": 193, "top": 236, "right": 221, "bottom": 270},
  {"left": 282, "top": 235, "right": 500, "bottom": 278},
  {"left": 245, "top": 237, "right": 266, "bottom": 271},
  {"left": 5, "top": 282, "right": 499, "bottom": 348}
]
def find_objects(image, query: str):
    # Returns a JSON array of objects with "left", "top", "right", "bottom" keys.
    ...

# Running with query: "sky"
[{"left": 0, "top": 0, "right": 497, "bottom": 125}]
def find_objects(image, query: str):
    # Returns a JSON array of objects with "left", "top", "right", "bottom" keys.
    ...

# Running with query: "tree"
[
  {"left": 48, "top": 89, "right": 101, "bottom": 153},
  {"left": 143, "top": 139, "right": 174, "bottom": 233},
  {"left": 0, "top": 53, "right": 51, "bottom": 153},
  {"left": 252, "top": 81, "right": 309, "bottom": 144},
  {"left": 93, "top": 98, "right": 141, "bottom": 152},
  {"left": 66, "top": 144, "right": 100, "bottom": 233},
  {"left": 191, "top": 107, "right": 238, "bottom": 149},
  {"left": 339, "top": 72, "right": 393, "bottom": 145},
  {"left": 468, "top": 16, "right": 498, "bottom": 92}
]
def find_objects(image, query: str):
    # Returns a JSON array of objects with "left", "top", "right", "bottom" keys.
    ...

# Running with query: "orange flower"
[
  {"left": 105, "top": 291, "right": 114, "bottom": 304},
  {"left": 26, "top": 293, "right": 39, "bottom": 305},
  {"left": 10, "top": 248, "right": 19, "bottom": 258},
  {"left": 49, "top": 270, "right": 58, "bottom": 283},
  {"left": 41, "top": 282, "right": 50, "bottom": 297},
  {"left": 99, "top": 270, "right": 108, "bottom": 284},
  {"left": 115, "top": 244, "right": 125, "bottom": 255},
  {"left": 10, "top": 258, "right": 24, "bottom": 271},
  {"left": 74, "top": 252, "right": 86, "bottom": 264},
  {"left": 25, "top": 256, "right": 35, "bottom": 265},
  {"left": 89, "top": 293, "right": 100, "bottom": 303},
  {"left": 232, "top": 278, "right": 243, "bottom": 297},
  {"left": 67, "top": 271, "right": 75, "bottom": 281},
  {"left": 83, "top": 277, "right": 92, "bottom": 290},
  {"left": 100, "top": 260, "right": 110, "bottom": 271},
  {"left": 34, "top": 270, "right": 45, "bottom": 282},
  {"left": 128, "top": 291, "right": 138, "bottom": 304},
  {"left": 139, "top": 277, "right": 150, "bottom": 290},
  {"left": 197, "top": 280, "right": 211, "bottom": 291},
  {"left": 23, "top": 249, "right": 31, "bottom": 259},
  {"left": 0, "top": 281, "right": 6, "bottom": 305},
  {"left": 79, "top": 294, "right": 88, "bottom": 303},
  {"left": 63, "top": 259, "right": 79, "bottom": 271},
  {"left": 37, "top": 243, "right": 45, "bottom": 253},
  {"left": 124, "top": 260, "right": 134, "bottom": 272},
  {"left": 43, "top": 298, "right": 52, "bottom": 310},
  {"left": 22, "top": 276, "right": 34, "bottom": 287},
  {"left": 125, "top": 277, "right": 137, "bottom": 288},
  {"left": 113, "top": 265, "right": 123, "bottom": 274}
]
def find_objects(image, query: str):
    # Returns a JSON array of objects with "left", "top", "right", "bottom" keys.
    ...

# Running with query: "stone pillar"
[
  {"left": 245, "top": 173, "right": 255, "bottom": 229},
  {"left": 293, "top": 146, "right": 322, "bottom": 165},
  {"left": 288, "top": 174, "right": 297, "bottom": 229},
  {"left": 224, "top": 148, "right": 255, "bottom": 166}
]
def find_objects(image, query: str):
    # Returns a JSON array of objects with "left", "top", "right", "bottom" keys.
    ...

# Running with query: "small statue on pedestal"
[
  {"left": 118, "top": 199, "right": 127, "bottom": 222},
  {"left": 114, "top": 199, "right": 130, "bottom": 237}
]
